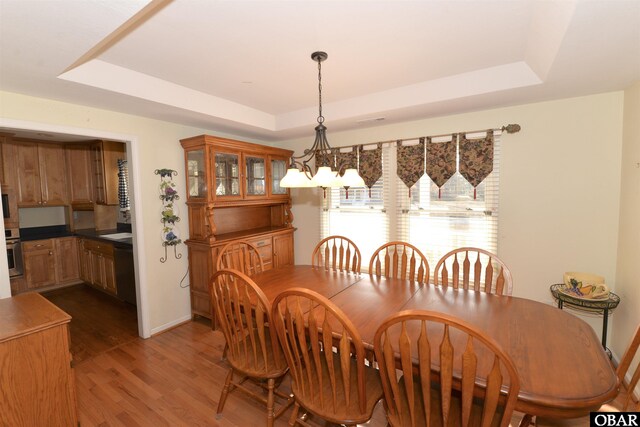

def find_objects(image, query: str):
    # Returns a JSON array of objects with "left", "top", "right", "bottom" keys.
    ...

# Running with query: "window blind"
[{"left": 322, "top": 145, "right": 391, "bottom": 264}]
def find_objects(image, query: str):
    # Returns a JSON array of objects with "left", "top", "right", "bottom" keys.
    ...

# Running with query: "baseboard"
[{"left": 150, "top": 314, "right": 193, "bottom": 336}]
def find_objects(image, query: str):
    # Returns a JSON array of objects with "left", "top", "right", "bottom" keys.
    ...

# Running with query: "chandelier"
[{"left": 280, "top": 51, "right": 365, "bottom": 190}]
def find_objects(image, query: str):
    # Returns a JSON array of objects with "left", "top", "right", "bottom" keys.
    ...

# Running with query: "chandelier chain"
[{"left": 317, "top": 58, "right": 324, "bottom": 124}]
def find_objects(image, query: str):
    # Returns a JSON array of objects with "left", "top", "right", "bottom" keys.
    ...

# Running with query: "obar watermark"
[{"left": 591, "top": 413, "right": 640, "bottom": 427}]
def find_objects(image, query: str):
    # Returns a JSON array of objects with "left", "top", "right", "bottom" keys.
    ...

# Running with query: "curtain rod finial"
[{"left": 502, "top": 124, "right": 521, "bottom": 134}]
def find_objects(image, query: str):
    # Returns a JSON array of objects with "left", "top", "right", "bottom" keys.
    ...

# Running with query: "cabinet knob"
[
  {"left": 49, "top": 251, "right": 53, "bottom": 256},
  {"left": 43, "top": 201, "right": 47, "bottom": 204}
]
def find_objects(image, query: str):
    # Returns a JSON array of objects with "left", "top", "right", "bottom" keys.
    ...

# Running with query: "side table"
[{"left": 550, "top": 284, "right": 620, "bottom": 352}]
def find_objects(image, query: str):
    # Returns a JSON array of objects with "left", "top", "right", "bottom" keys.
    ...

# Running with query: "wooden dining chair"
[
  {"left": 215, "top": 240, "right": 265, "bottom": 277},
  {"left": 210, "top": 269, "right": 293, "bottom": 427},
  {"left": 369, "top": 241, "right": 430, "bottom": 284},
  {"left": 311, "top": 235, "right": 362, "bottom": 273},
  {"left": 433, "top": 247, "right": 513, "bottom": 295},
  {"left": 535, "top": 323, "right": 640, "bottom": 426},
  {"left": 271, "top": 288, "right": 384, "bottom": 426},
  {"left": 373, "top": 309, "right": 521, "bottom": 427}
]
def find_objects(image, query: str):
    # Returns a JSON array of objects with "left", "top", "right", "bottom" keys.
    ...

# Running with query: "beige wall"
[
  {"left": 0, "top": 90, "right": 267, "bottom": 334},
  {"left": 612, "top": 81, "right": 640, "bottom": 377},
  {"left": 1, "top": 88, "right": 632, "bottom": 357},
  {"left": 281, "top": 92, "right": 625, "bottom": 346}
]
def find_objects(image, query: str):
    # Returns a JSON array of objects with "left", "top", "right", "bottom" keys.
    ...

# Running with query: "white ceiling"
[{"left": 1, "top": 0, "right": 639, "bottom": 141}]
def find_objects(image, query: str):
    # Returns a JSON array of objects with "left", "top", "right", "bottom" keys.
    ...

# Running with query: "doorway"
[{"left": 0, "top": 119, "right": 149, "bottom": 341}]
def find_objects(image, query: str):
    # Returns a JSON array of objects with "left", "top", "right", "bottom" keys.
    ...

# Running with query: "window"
[
  {"left": 322, "top": 146, "right": 391, "bottom": 264},
  {"left": 321, "top": 133, "right": 500, "bottom": 273}
]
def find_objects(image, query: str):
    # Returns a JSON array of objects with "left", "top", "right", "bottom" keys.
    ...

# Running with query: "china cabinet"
[{"left": 180, "top": 134, "right": 295, "bottom": 320}]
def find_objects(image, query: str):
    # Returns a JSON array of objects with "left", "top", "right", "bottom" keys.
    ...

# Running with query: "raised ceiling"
[{"left": 1, "top": 0, "right": 639, "bottom": 141}]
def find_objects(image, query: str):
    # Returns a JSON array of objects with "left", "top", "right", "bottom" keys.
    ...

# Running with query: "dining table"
[{"left": 250, "top": 265, "right": 619, "bottom": 420}]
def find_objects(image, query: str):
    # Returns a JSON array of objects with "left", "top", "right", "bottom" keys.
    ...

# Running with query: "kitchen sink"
[{"left": 100, "top": 232, "right": 133, "bottom": 241}]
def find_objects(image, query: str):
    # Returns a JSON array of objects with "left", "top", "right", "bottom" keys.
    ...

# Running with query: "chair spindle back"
[{"left": 312, "top": 235, "right": 362, "bottom": 273}]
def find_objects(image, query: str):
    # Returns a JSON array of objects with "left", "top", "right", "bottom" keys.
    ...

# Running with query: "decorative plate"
[{"left": 161, "top": 225, "right": 181, "bottom": 246}]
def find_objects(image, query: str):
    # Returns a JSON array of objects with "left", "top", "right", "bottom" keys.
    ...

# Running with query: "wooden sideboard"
[
  {"left": 180, "top": 134, "right": 296, "bottom": 319},
  {"left": 0, "top": 293, "right": 78, "bottom": 426}
]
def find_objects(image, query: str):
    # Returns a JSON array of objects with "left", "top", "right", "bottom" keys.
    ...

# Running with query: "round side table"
[{"left": 550, "top": 284, "right": 620, "bottom": 353}]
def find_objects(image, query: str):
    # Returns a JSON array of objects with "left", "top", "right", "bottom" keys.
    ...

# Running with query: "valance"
[
  {"left": 425, "top": 136, "right": 457, "bottom": 198},
  {"left": 358, "top": 145, "right": 382, "bottom": 197},
  {"left": 335, "top": 147, "right": 357, "bottom": 176},
  {"left": 459, "top": 130, "right": 494, "bottom": 199},
  {"left": 397, "top": 138, "right": 425, "bottom": 191}
]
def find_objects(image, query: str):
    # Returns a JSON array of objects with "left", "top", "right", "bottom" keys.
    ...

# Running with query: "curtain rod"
[{"left": 332, "top": 123, "right": 521, "bottom": 151}]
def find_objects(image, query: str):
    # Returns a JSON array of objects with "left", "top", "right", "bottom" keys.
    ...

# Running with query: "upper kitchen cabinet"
[
  {"left": 66, "top": 144, "right": 94, "bottom": 208},
  {"left": 92, "top": 140, "right": 125, "bottom": 205},
  {"left": 9, "top": 141, "right": 68, "bottom": 207}
]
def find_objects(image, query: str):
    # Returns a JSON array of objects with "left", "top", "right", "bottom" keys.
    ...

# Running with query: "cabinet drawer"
[
  {"left": 22, "top": 239, "right": 54, "bottom": 253},
  {"left": 82, "top": 239, "right": 114, "bottom": 256},
  {"left": 247, "top": 237, "right": 273, "bottom": 265}
]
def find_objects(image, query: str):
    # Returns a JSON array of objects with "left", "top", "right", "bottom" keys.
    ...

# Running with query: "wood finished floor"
[
  {"left": 42, "top": 284, "right": 139, "bottom": 364},
  {"left": 43, "top": 286, "right": 633, "bottom": 427}
]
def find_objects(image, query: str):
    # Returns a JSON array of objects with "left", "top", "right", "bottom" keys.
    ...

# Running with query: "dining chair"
[
  {"left": 311, "top": 235, "right": 362, "bottom": 273},
  {"left": 215, "top": 240, "right": 265, "bottom": 277},
  {"left": 373, "top": 309, "right": 521, "bottom": 427},
  {"left": 210, "top": 269, "right": 292, "bottom": 427},
  {"left": 271, "top": 288, "right": 384, "bottom": 426},
  {"left": 369, "top": 241, "right": 430, "bottom": 284},
  {"left": 535, "top": 323, "right": 640, "bottom": 426},
  {"left": 433, "top": 247, "right": 513, "bottom": 295}
]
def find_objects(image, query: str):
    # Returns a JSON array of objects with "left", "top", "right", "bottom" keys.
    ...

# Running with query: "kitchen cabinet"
[
  {"left": 54, "top": 237, "right": 81, "bottom": 284},
  {"left": 66, "top": 143, "right": 95, "bottom": 207},
  {"left": 14, "top": 141, "right": 68, "bottom": 207},
  {"left": 0, "top": 293, "right": 78, "bottom": 426},
  {"left": 92, "top": 140, "right": 125, "bottom": 205},
  {"left": 81, "top": 238, "right": 117, "bottom": 296},
  {"left": 180, "top": 134, "right": 296, "bottom": 320},
  {"left": 23, "top": 239, "right": 57, "bottom": 289},
  {"left": 21, "top": 237, "right": 82, "bottom": 292}
]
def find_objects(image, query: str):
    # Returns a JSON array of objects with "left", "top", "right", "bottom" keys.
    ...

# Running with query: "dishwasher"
[{"left": 114, "top": 246, "right": 137, "bottom": 305}]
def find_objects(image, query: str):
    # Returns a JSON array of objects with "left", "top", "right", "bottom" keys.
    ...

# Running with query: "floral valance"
[
  {"left": 335, "top": 147, "right": 357, "bottom": 176},
  {"left": 459, "top": 130, "right": 494, "bottom": 198},
  {"left": 358, "top": 145, "right": 382, "bottom": 196},
  {"left": 425, "top": 136, "right": 457, "bottom": 197},
  {"left": 397, "top": 138, "right": 425, "bottom": 190}
]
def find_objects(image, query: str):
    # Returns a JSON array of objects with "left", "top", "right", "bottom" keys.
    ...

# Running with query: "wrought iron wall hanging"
[{"left": 156, "top": 169, "right": 182, "bottom": 263}]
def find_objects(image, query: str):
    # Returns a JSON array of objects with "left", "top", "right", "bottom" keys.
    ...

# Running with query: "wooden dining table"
[{"left": 251, "top": 265, "right": 619, "bottom": 419}]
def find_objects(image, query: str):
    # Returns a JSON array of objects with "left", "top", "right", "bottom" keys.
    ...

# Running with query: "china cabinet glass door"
[
  {"left": 215, "top": 152, "right": 240, "bottom": 197},
  {"left": 245, "top": 156, "right": 266, "bottom": 196},
  {"left": 271, "top": 158, "right": 288, "bottom": 195},
  {"left": 187, "top": 149, "right": 206, "bottom": 199}
]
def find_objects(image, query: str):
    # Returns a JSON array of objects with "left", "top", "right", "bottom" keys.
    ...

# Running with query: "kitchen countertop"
[{"left": 20, "top": 226, "right": 133, "bottom": 248}]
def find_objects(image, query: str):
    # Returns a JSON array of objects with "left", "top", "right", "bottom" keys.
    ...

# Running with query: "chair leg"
[
  {"left": 266, "top": 378, "right": 275, "bottom": 427},
  {"left": 217, "top": 369, "right": 234, "bottom": 415},
  {"left": 288, "top": 402, "right": 300, "bottom": 427},
  {"left": 519, "top": 414, "right": 534, "bottom": 427}
]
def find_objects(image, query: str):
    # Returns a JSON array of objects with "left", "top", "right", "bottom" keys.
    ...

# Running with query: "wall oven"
[
  {"left": 2, "top": 184, "right": 19, "bottom": 229},
  {"left": 6, "top": 228, "right": 23, "bottom": 278}
]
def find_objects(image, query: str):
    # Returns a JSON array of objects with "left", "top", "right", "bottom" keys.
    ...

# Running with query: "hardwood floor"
[
  {"left": 42, "top": 284, "right": 139, "bottom": 364},
  {"left": 40, "top": 288, "right": 633, "bottom": 426}
]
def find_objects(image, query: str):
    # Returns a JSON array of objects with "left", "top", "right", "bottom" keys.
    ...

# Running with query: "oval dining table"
[{"left": 250, "top": 265, "right": 619, "bottom": 420}]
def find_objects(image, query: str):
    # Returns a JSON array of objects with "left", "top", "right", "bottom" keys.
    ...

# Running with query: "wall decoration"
[{"left": 155, "top": 168, "right": 182, "bottom": 263}]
